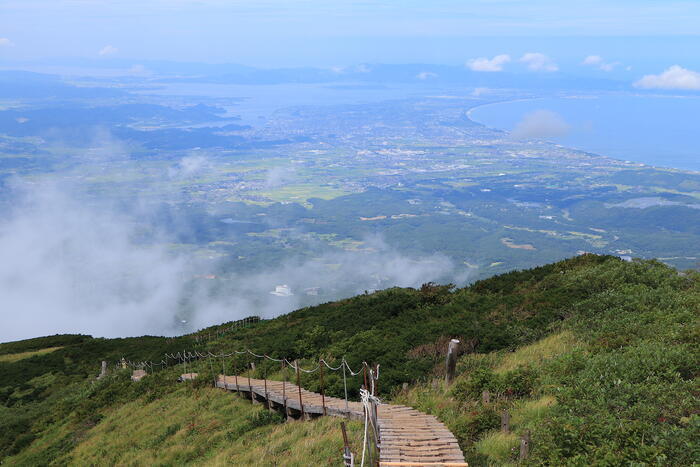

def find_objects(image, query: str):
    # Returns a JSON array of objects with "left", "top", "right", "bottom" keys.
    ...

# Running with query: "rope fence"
[
  {"left": 118, "top": 347, "right": 367, "bottom": 377},
  {"left": 115, "top": 345, "right": 379, "bottom": 465}
]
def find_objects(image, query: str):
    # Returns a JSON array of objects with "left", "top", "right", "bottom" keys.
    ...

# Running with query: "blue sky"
[{"left": 1, "top": 0, "right": 700, "bottom": 69}]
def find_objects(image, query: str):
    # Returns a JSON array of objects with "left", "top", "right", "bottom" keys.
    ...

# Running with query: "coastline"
[{"left": 465, "top": 94, "right": 700, "bottom": 173}]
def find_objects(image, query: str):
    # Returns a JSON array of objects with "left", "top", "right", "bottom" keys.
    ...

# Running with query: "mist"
[{"left": 0, "top": 169, "right": 466, "bottom": 342}]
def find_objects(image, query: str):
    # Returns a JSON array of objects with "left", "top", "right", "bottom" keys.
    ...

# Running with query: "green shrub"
[{"left": 452, "top": 366, "right": 537, "bottom": 402}]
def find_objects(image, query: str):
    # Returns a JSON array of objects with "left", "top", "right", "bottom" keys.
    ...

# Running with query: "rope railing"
[
  {"left": 110, "top": 339, "right": 473, "bottom": 466},
  {"left": 120, "top": 347, "right": 367, "bottom": 377},
  {"left": 116, "top": 345, "right": 380, "bottom": 465}
]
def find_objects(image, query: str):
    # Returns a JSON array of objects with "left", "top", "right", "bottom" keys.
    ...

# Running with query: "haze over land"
[{"left": 0, "top": 0, "right": 699, "bottom": 341}]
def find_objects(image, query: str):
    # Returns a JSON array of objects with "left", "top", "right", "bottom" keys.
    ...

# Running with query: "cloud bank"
[
  {"left": 466, "top": 54, "right": 511, "bottom": 72},
  {"left": 0, "top": 152, "right": 468, "bottom": 341},
  {"left": 634, "top": 65, "right": 700, "bottom": 90},
  {"left": 511, "top": 109, "right": 570, "bottom": 139},
  {"left": 519, "top": 52, "right": 558, "bottom": 72}
]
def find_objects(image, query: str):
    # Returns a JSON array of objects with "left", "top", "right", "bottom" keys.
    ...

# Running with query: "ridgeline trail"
[{"left": 215, "top": 374, "right": 467, "bottom": 466}]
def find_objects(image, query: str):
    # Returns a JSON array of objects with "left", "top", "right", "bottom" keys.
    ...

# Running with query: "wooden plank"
[{"left": 217, "top": 373, "right": 466, "bottom": 465}]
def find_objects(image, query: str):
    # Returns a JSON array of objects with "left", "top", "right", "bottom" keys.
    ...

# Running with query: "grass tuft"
[
  {"left": 474, "top": 430, "right": 519, "bottom": 464},
  {"left": 511, "top": 395, "right": 556, "bottom": 429},
  {"left": 495, "top": 331, "right": 578, "bottom": 374}
]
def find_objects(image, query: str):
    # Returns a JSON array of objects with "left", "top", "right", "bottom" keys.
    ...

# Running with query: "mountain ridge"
[{"left": 1, "top": 254, "right": 698, "bottom": 465}]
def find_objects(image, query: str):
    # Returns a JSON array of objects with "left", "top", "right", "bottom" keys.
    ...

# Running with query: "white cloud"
[
  {"left": 0, "top": 38, "right": 14, "bottom": 47},
  {"left": 264, "top": 165, "right": 297, "bottom": 188},
  {"left": 582, "top": 55, "right": 603, "bottom": 66},
  {"left": 466, "top": 54, "right": 511, "bottom": 72},
  {"left": 98, "top": 45, "right": 118, "bottom": 56},
  {"left": 128, "top": 64, "right": 149, "bottom": 75},
  {"left": 582, "top": 55, "right": 619, "bottom": 72},
  {"left": 168, "top": 154, "right": 211, "bottom": 179},
  {"left": 416, "top": 71, "right": 437, "bottom": 80},
  {"left": 511, "top": 109, "right": 570, "bottom": 139},
  {"left": 519, "top": 52, "right": 558, "bottom": 72},
  {"left": 472, "top": 87, "right": 490, "bottom": 97},
  {"left": 634, "top": 65, "right": 700, "bottom": 90}
]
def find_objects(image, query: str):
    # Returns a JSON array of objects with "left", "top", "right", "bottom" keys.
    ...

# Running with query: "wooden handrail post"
[
  {"left": 234, "top": 357, "right": 240, "bottom": 392},
  {"left": 363, "top": 362, "right": 368, "bottom": 390},
  {"left": 341, "top": 422, "right": 354, "bottom": 466},
  {"left": 445, "top": 339, "right": 460, "bottom": 386},
  {"left": 221, "top": 355, "right": 226, "bottom": 389},
  {"left": 319, "top": 359, "right": 327, "bottom": 416},
  {"left": 342, "top": 361, "right": 349, "bottom": 418},
  {"left": 375, "top": 364, "right": 379, "bottom": 395},
  {"left": 295, "top": 360, "right": 304, "bottom": 419},
  {"left": 282, "top": 360, "right": 288, "bottom": 418},
  {"left": 248, "top": 361, "right": 255, "bottom": 404}
]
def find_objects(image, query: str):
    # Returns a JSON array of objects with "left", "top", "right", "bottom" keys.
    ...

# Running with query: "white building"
[{"left": 270, "top": 284, "right": 293, "bottom": 296}]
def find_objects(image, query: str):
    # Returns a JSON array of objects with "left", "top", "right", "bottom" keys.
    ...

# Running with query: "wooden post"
[
  {"left": 501, "top": 410, "right": 511, "bottom": 433},
  {"left": 295, "top": 360, "right": 305, "bottom": 419},
  {"left": 264, "top": 374, "right": 271, "bottom": 410},
  {"left": 99, "top": 360, "right": 107, "bottom": 379},
  {"left": 234, "top": 357, "right": 240, "bottom": 392},
  {"left": 482, "top": 390, "right": 490, "bottom": 405},
  {"left": 248, "top": 362, "right": 256, "bottom": 404},
  {"left": 519, "top": 430, "right": 530, "bottom": 460},
  {"left": 374, "top": 364, "right": 379, "bottom": 396},
  {"left": 282, "top": 361, "right": 288, "bottom": 418},
  {"left": 445, "top": 339, "right": 460, "bottom": 385},
  {"left": 319, "top": 360, "right": 327, "bottom": 416},
  {"left": 341, "top": 422, "right": 354, "bottom": 467},
  {"left": 363, "top": 363, "right": 368, "bottom": 391},
  {"left": 208, "top": 355, "right": 214, "bottom": 386},
  {"left": 342, "top": 360, "right": 349, "bottom": 418},
  {"left": 221, "top": 356, "right": 226, "bottom": 389}
]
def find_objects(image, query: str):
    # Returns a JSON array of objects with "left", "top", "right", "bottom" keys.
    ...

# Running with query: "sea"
[
  {"left": 468, "top": 94, "right": 700, "bottom": 172},
  {"left": 140, "top": 83, "right": 700, "bottom": 172}
]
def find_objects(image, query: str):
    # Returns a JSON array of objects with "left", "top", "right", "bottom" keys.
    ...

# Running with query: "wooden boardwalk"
[{"left": 216, "top": 375, "right": 467, "bottom": 466}]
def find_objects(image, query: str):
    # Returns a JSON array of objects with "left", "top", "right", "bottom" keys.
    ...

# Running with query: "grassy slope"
[
  {"left": 0, "top": 347, "right": 64, "bottom": 363},
  {"left": 1, "top": 255, "right": 698, "bottom": 465},
  {"left": 5, "top": 381, "right": 364, "bottom": 466},
  {"left": 393, "top": 260, "right": 700, "bottom": 465}
]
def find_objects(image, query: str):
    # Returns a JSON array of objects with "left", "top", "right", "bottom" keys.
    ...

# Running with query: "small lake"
[{"left": 468, "top": 94, "right": 700, "bottom": 172}]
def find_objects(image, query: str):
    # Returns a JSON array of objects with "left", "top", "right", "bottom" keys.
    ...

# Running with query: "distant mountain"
[{"left": 0, "top": 70, "right": 125, "bottom": 99}]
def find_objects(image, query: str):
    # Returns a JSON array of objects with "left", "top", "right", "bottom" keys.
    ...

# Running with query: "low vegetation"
[{"left": 1, "top": 255, "right": 698, "bottom": 465}]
